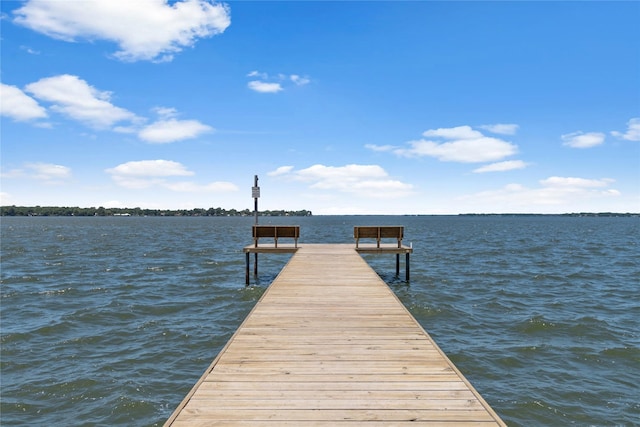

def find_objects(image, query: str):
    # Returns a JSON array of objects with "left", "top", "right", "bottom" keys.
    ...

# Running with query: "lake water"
[{"left": 1, "top": 215, "right": 638, "bottom": 426}]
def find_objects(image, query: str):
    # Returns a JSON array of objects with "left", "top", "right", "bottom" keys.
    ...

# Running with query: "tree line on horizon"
[{"left": 0, "top": 206, "right": 313, "bottom": 217}]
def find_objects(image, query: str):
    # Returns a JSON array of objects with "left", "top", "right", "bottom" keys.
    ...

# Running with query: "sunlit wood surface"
[{"left": 165, "top": 244, "right": 506, "bottom": 426}]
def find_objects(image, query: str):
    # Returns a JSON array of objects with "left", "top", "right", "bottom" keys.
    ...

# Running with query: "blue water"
[{"left": 1, "top": 216, "right": 638, "bottom": 426}]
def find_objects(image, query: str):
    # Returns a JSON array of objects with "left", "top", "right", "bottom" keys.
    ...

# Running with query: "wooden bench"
[
  {"left": 253, "top": 225, "right": 300, "bottom": 248},
  {"left": 354, "top": 226, "right": 404, "bottom": 248}
]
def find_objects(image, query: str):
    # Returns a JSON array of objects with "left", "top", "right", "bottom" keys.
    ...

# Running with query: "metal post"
[
  {"left": 396, "top": 253, "right": 400, "bottom": 276},
  {"left": 254, "top": 252, "right": 258, "bottom": 276},
  {"left": 252, "top": 175, "right": 260, "bottom": 279},
  {"left": 253, "top": 175, "right": 259, "bottom": 225},
  {"left": 406, "top": 252, "right": 410, "bottom": 282},
  {"left": 245, "top": 252, "right": 250, "bottom": 285}
]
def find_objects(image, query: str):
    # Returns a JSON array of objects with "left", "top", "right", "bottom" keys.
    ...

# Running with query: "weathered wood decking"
[{"left": 165, "top": 244, "right": 506, "bottom": 426}]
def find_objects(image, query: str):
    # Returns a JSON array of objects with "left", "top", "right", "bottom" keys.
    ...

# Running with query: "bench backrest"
[
  {"left": 379, "top": 226, "right": 403, "bottom": 239},
  {"left": 354, "top": 226, "right": 380, "bottom": 239},
  {"left": 253, "top": 225, "right": 300, "bottom": 247},
  {"left": 354, "top": 226, "right": 404, "bottom": 248}
]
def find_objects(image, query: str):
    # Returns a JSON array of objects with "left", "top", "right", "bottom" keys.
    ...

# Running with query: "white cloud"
[
  {"left": 247, "top": 81, "right": 283, "bottom": 93},
  {"left": 246, "top": 71, "right": 310, "bottom": 93},
  {"left": 539, "top": 176, "right": 613, "bottom": 188},
  {"left": 27, "top": 162, "right": 72, "bottom": 180},
  {"left": 268, "top": 166, "right": 294, "bottom": 176},
  {"left": 106, "top": 160, "right": 194, "bottom": 178},
  {"left": 290, "top": 75, "right": 310, "bottom": 86},
  {"left": 14, "top": 76, "right": 211, "bottom": 141},
  {"left": 0, "top": 168, "right": 24, "bottom": 179},
  {"left": 480, "top": 123, "right": 519, "bottom": 135},
  {"left": 113, "top": 126, "right": 138, "bottom": 134},
  {"left": 105, "top": 160, "right": 236, "bottom": 193},
  {"left": 247, "top": 70, "right": 267, "bottom": 79},
  {"left": 20, "top": 46, "right": 41, "bottom": 55},
  {"left": 422, "top": 125, "right": 483, "bottom": 140},
  {"left": 0, "top": 83, "right": 48, "bottom": 121},
  {"left": 473, "top": 160, "right": 528, "bottom": 173},
  {"left": 296, "top": 164, "right": 387, "bottom": 182},
  {"left": 138, "top": 118, "right": 213, "bottom": 143},
  {"left": 561, "top": 131, "right": 606, "bottom": 148},
  {"left": 25, "top": 74, "right": 138, "bottom": 129},
  {"left": 365, "top": 144, "right": 397, "bottom": 152},
  {"left": 3, "top": 162, "right": 73, "bottom": 184},
  {"left": 462, "top": 176, "right": 619, "bottom": 210},
  {"left": 152, "top": 106, "right": 179, "bottom": 119},
  {"left": 273, "top": 164, "right": 414, "bottom": 199},
  {"left": 611, "top": 117, "right": 640, "bottom": 142},
  {"left": 393, "top": 125, "right": 518, "bottom": 163},
  {"left": 13, "top": 0, "right": 231, "bottom": 62},
  {"left": 397, "top": 138, "right": 516, "bottom": 162}
]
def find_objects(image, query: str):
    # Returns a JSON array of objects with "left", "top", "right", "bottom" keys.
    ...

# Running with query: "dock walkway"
[{"left": 165, "top": 244, "right": 506, "bottom": 426}]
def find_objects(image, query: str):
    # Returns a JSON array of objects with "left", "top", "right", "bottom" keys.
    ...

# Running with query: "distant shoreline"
[
  {"left": 1, "top": 206, "right": 637, "bottom": 217},
  {"left": 0, "top": 206, "right": 312, "bottom": 217}
]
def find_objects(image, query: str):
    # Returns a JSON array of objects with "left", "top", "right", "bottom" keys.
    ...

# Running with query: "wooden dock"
[{"left": 165, "top": 244, "right": 506, "bottom": 426}]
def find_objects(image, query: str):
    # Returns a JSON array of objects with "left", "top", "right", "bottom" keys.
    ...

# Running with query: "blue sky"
[{"left": 1, "top": 1, "right": 639, "bottom": 214}]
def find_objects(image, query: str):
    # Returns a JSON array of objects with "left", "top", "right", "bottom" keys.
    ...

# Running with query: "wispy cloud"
[
  {"left": 611, "top": 117, "right": 640, "bottom": 142},
  {"left": 247, "top": 81, "right": 283, "bottom": 93},
  {"left": 561, "top": 131, "right": 606, "bottom": 148},
  {"left": 290, "top": 75, "right": 310, "bottom": 86},
  {"left": 106, "top": 160, "right": 194, "bottom": 178},
  {"left": 480, "top": 123, "right": 519, "bottom": 135},
  {"left": 365, "top": 144, "right": 397, "bottom": 152},
  {"left": 461, "top": 176, "right": 619, "bottom": 210},
  {"left": 2, "top": 162, "right": 72, "bottom": 184},
  {"left": 247, "top": 70, "right": 310, "bottom": 93},
  {"left": 269, "top": 164, "right": 414, "bottom": 199},
  {"left": 27, "top": 162, "right": 72, "bottom": 181},
  {"left": 13, "top": 0, "right": 230, "bottom": 62},
  {"left": 0, "top": 83, "right": 48, "bottom": 121},
  {"left": 106, "top": 159, "right": 236, "bottom": 193},
  {"left": 268, "top": 166, "right": 294, "bottom": 176},
  {"left": 473, "top": 160, "right": 528, "bottom": 173},
  {"left": 20, "top": 45, "right": 40, "bottom": 55},
  {"left": 370, "top": 125, "right": 518, "bottom": 163}
]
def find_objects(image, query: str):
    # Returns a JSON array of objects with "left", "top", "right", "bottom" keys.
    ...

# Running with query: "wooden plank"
[
  {"left": 171, "top": 422, "right": 499, "bottom": 427},
  {"left": 190, "top": 387, "right": 478, "bottom": 399},
  {"left": 173, "top": 408, "right": 496, "bottom": 421},
  {"left": 200, "top": 373, "right": 469, "bottom": 383},
  {"left": 164, "top": 244, "right": 506, "bottom": 426},
  {"left": 196, "top": 381, "right": 473, "bottom": 391}
]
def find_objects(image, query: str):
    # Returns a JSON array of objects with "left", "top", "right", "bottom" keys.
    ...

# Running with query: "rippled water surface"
[{"left": 1, "top": 216, "right": 638, "bottom": 426}]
